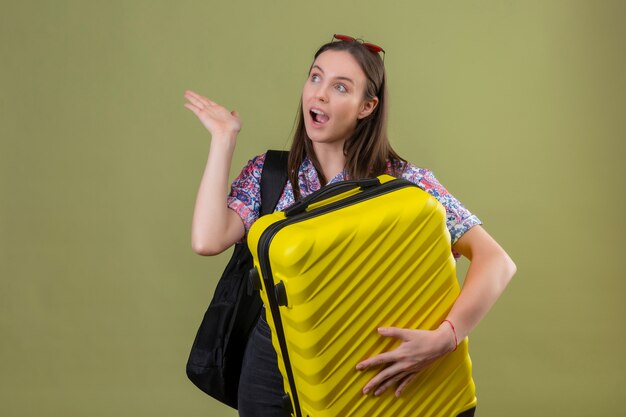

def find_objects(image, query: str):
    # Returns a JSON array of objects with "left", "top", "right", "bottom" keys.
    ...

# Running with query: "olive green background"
[{"left": 1, "top": 1, "right": 624, "bottom": 416}]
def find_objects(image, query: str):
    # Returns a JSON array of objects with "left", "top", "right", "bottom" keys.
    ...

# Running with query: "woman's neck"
[{"left": 311, "top": 142, "right": 346, "bottom": 182}]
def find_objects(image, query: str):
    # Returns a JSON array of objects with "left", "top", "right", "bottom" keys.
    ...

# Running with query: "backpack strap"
[{"left": 260, "top": 150, "right": 289, "bottom": 215}]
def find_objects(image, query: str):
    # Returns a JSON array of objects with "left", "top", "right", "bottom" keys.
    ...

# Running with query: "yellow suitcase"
[{"left": 248, "top": 175, "right": 477, "bottom": 417}]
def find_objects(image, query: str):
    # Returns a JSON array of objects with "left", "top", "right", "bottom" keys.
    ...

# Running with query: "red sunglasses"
[{"left": 332, "top": 34, "right": 385, "bottom": 61}]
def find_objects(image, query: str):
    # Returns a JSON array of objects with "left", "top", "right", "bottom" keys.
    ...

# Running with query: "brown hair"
[{"left": 288, "top": 39, "right": 406, "bottom": 200}]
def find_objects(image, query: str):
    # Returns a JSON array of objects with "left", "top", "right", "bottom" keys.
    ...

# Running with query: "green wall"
[{"left": 1, "top": 1, "right": 624, "bottom": 416}]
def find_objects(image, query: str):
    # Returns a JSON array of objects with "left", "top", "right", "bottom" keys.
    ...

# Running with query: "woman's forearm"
[
  {"left": 445, "top": 226, "right": 517, "bottom": 341},
  {"left": 191, "top": 135, "right": 244, "bottom": 255}
]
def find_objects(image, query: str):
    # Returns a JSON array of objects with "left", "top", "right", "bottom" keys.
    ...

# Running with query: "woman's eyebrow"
[
  {"left": 310, "top": 65, "right": 355, "bottom": 85},
  {"left": 311, "top": 65, "right": 325, "bottom": 74}
]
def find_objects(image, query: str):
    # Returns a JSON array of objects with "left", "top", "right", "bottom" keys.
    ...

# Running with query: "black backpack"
[{"left": 186, "top": 150, "right": 289, "bottom": 409}]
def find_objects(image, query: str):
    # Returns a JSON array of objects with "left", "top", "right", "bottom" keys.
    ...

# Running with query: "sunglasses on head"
[{"left": 331, "top": 34, "right": 385, "bottom": 62}]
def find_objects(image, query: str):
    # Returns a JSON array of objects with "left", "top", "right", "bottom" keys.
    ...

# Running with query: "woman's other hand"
[
  {"left": 184, "top": 90, "right": 241, "bottom": 138},
  {"left": 185, "top": 89, "right": 246, "bottom": 255},
  {"left": 355, "top": 324, "right": 457, "bottom": 397}
]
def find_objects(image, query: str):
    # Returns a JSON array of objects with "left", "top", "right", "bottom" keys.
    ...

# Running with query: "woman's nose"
[{"left": 315, "top": 86, "right": 329, "bottom": 102}]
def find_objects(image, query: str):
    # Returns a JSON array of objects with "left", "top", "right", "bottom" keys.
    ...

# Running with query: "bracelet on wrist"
[{"left": 442, "top": 319, "right": 458, "bottom": 351}]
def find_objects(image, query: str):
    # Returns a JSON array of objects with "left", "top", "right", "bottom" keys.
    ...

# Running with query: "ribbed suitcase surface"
[{"left": 248, "top": 175, "right": 476, "bottom": 417}]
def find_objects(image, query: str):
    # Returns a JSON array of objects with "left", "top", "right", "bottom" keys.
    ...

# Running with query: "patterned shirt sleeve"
[
  {"left": 401, "top": 163, "right": 482, "bottom": 246},
  {"left": 226, "top": 153, "right": 266, "bottom": 235}
]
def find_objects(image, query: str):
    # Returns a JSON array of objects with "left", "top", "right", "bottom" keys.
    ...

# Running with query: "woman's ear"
[{"left": 357, "top": 97, "right": 379, "bottom": 119}]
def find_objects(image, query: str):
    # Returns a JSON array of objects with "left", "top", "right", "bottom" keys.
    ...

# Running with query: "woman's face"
[{"left": 302, "top": 50, "right": 378, "bottom": 148}]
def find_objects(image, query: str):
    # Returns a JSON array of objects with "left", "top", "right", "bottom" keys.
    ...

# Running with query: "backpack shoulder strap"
[{"left": 260, "top": 150, "right": 289, "bottom": 215}]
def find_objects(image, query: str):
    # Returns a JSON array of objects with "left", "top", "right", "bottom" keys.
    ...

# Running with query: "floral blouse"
[{"left": 227, "top": 153, "right": 481, "bottom": 252}]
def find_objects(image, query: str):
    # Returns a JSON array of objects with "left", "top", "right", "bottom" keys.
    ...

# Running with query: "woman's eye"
[
  {"left": 336, "top": 84, "right": 347, "bottom": 93},
  {"left": 311, "top": 74, "right": 321, "bottom": 82}
]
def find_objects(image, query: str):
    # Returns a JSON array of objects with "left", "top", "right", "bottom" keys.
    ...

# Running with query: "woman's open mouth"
[{"left": 310, "top": 108, "right": 330, "bottom": 127}]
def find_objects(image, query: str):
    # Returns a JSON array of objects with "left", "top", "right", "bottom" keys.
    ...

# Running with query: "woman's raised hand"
[
  {"left": 184, "top": 90, "right": 242, "bottom": 138},
  {"left": 186, "top": 89, "right": 246, "bottom": 255}
]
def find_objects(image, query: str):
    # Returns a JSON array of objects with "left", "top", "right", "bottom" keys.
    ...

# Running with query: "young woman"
[{"left": 185, "top": 35, "right": 516, "bottom": 417}]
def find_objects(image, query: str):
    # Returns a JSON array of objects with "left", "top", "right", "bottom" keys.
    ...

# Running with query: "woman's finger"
[
  {"left": 184, "top": 102, "right": 201, "bottom": 115},
  {"left": 356, "top": 350, "right": 399, "bottom": 371},
  {"left": 378, "top": 327, "right": 413, "bottom": 341},
  {"left": 184, "top": 93, "right": 208, "bottom": 109},
  {"left": 373, "top": 371, "right": 410, "bottom": 396},
  {"left": 184, "top": 90, "right": 216, "bottom": 108},
  {"left": 395, "top": 372, "right": 418, "bottom": 397},
  {"left": 362, "top": 361, "right": 407, "bottom": 394},
  {"left": 184, "top": 89, "right": 205, "bottom": 102}
]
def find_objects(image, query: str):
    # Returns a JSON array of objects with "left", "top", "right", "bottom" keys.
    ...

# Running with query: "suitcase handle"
[{"left": 284, "top": 177, "right": 380, "bottom": 217}]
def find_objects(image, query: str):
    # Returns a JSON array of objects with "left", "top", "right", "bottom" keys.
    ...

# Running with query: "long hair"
[{"left": 287, "top": 39, "right": 406, "bottom": 200}]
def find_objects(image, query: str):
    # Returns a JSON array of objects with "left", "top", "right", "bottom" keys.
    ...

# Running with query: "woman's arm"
[
  {"left": 356, "top": 225, "right": 516, "bottom": 396},
  {"left": 184, "top": 90, "right": 246, "bottom": 256},
  {"left": 443, "top": 225, "right": 517, "bottom": 341}
]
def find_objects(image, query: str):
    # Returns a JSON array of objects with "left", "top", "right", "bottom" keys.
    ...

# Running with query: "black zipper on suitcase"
[{"left": 255, "top": 178, "right": 416, "bottom": 417}]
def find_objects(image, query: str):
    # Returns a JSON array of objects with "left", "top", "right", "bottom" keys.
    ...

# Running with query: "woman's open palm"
[{"left": 184, "top": 90, "right": 241, "bottom": 138}]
